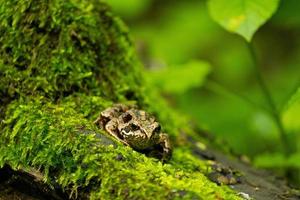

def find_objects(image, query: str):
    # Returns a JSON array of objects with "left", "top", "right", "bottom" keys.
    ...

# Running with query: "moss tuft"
[{"left": 0, "top": 0, "right": 141, "bottom": 101}]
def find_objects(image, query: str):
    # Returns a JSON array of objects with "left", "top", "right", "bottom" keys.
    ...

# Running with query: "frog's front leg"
[{"left": 158, "top": 133, "right": 172, "bottom": 161}]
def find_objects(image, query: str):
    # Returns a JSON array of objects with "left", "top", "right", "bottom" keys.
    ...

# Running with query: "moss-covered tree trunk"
[{"left": 0, "top": 1, "right": 298, "bottom": 200}]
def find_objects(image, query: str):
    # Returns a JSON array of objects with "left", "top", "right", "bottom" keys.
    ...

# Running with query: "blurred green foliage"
[
  {"left": 255, "top": 152, "right": 300, "bottom": 169},
  {"left": 108, "top": 0, "right": 300, "bottom": 184},
  {"left": 105, "top": 0, "right": 151, "bottom": 20},
  {"left": 146, "top": 60, "right": 211, "bottom": 94}
]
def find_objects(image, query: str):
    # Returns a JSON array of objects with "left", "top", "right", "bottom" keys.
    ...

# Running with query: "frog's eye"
[
  {"left": 153, "top": 125, "right": 161, "bottom": 133},
  {"left": 130, "top": 123, "right": 139, "bottom": 131},
  {"left": 123, "top": 126, "right": 131, "bottom": 133},
  {"left": 122, "top": 113, "right": 132, "bottom": 123}
]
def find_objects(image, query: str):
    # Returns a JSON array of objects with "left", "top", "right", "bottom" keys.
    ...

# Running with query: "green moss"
[
  {"left": 0, "top": 98, "right": 240, "bottom": 199},
  {"left": 0, "top": 0, "right": 241, "bottom": 199},
  {"left": 0, "top": 0, "right": 141, "bottom": 101}
]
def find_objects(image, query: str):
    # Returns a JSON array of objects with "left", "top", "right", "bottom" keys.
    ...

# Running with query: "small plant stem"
[
  {"left": 247, "top": 42, "right": 290, "bottom": 155},
  {"left": 205, "top": 79, "right": 270, "bottom": 113}
]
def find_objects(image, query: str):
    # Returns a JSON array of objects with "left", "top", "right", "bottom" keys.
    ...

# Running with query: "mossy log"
[{"left": 0, "top": 1, "right": 298, "bottom": 200}]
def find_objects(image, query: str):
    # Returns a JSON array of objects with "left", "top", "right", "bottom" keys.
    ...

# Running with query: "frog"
[{"left": 94, "top": 104, "right": 172, "bottom": 161}]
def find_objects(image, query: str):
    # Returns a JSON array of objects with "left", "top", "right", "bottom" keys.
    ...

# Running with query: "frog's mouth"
[
  {"left": 121, "top": 127, "right": 147, "bottom": 140},
  {"left": 121, "top": 129, "right": 134, "bottom": 137}
]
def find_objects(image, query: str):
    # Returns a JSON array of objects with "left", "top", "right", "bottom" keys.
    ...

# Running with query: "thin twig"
[
  {"left": 205, "top": 79, "right": 271, "bottom": 113},
  {"left": 246, "top": 42, "right": 289, "bottom": 155}
]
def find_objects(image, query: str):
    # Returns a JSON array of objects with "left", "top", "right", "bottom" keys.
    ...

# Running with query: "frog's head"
[{"left": 118, "top": 109, "right": 161, "bottom": 149}]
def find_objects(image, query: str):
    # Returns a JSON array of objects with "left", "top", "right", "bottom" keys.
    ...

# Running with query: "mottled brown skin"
[{"left": 94, "top": 104, "right": 172, "bottom": 161}]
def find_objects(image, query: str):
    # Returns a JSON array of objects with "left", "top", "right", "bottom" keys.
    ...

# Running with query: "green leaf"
[
  {"left": 146, "top": 60, "right": 211, "bottom": 94},
  {"left": 254, "top": 152, "right": 300, "bottom": 168},
  {"left": 254, "top": 153, "right": 286, "bottom": 168},
  {"left": 282, "top": 87, "right": 300, "bottom": 132},
  {"left": 207, "top": 0, "right": 280, "bottom": 42}
]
